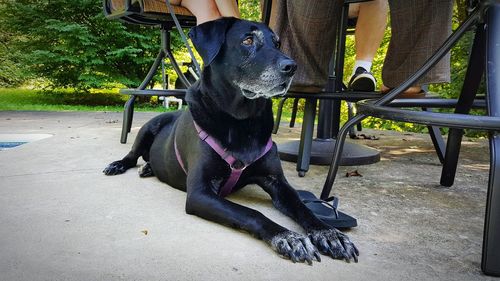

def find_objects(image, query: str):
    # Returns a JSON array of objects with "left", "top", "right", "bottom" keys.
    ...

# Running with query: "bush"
[{"left": 0, "top": 0, "right": 168, "bottom": 90}]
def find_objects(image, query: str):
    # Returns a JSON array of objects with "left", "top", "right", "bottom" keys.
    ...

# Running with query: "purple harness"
[{"left": 174, "top": 121, "right": 273, "bottom": 197}]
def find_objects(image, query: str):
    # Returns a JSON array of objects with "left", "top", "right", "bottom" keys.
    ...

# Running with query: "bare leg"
[
  {"left": 351, "top": 0, "right": 388, "bottom": 63},
  {"left": 347, "top": 0, "right": 388, "bottom": 91},
  {"left": 215, "top": 0, "right": 240, "bottom": 17},
  {"left": 172, "top": 0, "right": 239, "bottom": 25},
  {"left": 174, "top": 0, "right": 221, "bottom": 24}
]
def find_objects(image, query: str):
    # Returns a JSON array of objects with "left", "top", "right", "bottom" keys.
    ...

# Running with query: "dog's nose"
[{"left": 279, "top": 59, "right": 297, "bottom": 75}]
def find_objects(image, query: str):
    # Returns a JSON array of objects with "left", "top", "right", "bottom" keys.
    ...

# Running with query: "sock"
[{"left": 352, "top": 60, "right": 372, "bottom": 76}]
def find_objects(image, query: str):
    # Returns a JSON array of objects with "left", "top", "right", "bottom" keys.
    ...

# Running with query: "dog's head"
[{"left": 189, "top": 17, "right": 296, "bottom": 100}]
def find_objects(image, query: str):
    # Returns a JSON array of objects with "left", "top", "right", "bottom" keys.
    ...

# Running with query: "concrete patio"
[{"left": 0, "top": 110, "right": 496, "bottom": 280}]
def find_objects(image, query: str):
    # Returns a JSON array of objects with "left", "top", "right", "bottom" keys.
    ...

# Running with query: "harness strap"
[
  {"left": 174, "top": 133, "right": 187, "bottom": 174},
  {"left": 174, "top": 121, "right": 273, "bottom": 197}
]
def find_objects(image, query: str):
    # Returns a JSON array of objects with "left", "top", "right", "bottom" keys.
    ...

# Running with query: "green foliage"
[
  {"left": 240, "top": 0, "right": 261, "bottom": 21},
  {"left": 0, "top": 0, "right": 163, "bottom": 90},
  {"left": 0, "top": 2, "right": 25, "bottom": 87},
  {"left": 0, "top": 0, "right": 263, "bottom": 90},
  {"left": 0, "top": 42, "right": 25, "bottom": 87}
]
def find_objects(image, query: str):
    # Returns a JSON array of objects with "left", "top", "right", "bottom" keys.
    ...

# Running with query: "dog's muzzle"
[
  {"left": 240, "top": 58, "right": 296, "bottom": 99},
  {"left": 241, "top": 79, "right": 293, "bottom": 99}
]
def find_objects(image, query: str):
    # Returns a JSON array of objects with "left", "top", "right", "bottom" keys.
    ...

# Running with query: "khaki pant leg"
[
  {"left": 382, "top": 0, "right": 453, "bottom": 88},
  {"left": 270, "top": 0, "right": 342, "bottom": 89}
]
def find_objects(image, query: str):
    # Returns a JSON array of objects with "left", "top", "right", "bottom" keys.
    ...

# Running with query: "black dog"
[{"left": 104, "top": 17, "right": 358, "bottom": 264}]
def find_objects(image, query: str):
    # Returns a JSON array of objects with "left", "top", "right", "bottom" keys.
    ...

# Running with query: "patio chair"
[
  {"left": 321, "top": 0, "right": 500, "bottom": 276},
  {"left": 103, "top": 0, "right": 196, "bottom": 143}
]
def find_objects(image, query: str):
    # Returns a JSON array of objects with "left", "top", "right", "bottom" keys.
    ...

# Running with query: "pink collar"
[{"left": 175, "top": 121, "right": 273, "bottom": 197}]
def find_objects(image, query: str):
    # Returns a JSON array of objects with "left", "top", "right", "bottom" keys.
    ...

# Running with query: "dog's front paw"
[
  {"left": 270, "top": 231, "right": 320, "bottom": 264},
  {"left": 308, "top": 228, "right": 359, "bottom": 263},
  {"left": 103, "top": 160, "right": 127, "bottom": 176}
]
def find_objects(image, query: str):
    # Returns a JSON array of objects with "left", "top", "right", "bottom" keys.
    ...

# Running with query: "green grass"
[
  {"left": 0, "top": 88, "right": 168, "bottom": 112},
  {"left": 0, "top": 88, "right": 299, "bottom": 120}
]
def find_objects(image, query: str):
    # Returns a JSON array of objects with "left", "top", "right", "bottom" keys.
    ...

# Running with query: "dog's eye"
[
  {"left": 242, "top": 37, "right": 253, "bottom": 46},
  {"left": 274, "top": 41, "right": 281, "bottom": 48}
]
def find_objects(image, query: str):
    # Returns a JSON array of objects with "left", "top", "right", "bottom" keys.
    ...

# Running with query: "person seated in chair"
[{"left": 270, "top": 0, "right": 453, "bottom": 97}]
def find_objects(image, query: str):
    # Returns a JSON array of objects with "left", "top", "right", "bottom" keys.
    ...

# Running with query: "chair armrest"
[
  {"left": 103, "top": 0, "right": 195, "bottom": 26},
  {"left": 103, "top": 0, "right": 138, "bottom": 20}
]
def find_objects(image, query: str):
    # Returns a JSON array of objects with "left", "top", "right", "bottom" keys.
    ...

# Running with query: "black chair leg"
[
  {"left": 440, "top": 128, "right": 465, "bottom": 186},
  {"left": 440, "top": 22, "right": 485, "bottom": 186},
  {"left": 296, "top": 98, "right": 317, "bottom": 177},
  {"left": 120, "top": 26, "right": 190, "bottom": 144},
  {"left": 120, "top": 49, "right": 165, "bottom": 143},
  {"left": 423, "top": 108, "right": 446, "bottom": 164},
  {"left": 482, "top": 133, "right": 500, "bottom": 276},
  {"left": 427, "top": 126, "right": 446, "bottom": 163},
  {"left": 482, "top": 5, "right": 500, "bottom": 275},
  {"left": 348, "top": 102, "right": 357, "bottom": 138},
  {"left": 121, "top": 95, "right": 136, "bottom": 144},
  {"left": 321, "top": 113, "right": 366, "bottom": 199},
  {"left": 273, "top": 97, "right": 287, "bottom": 134},
  {"left": 290, "top": 98, "right": 299, "bottom": 128}
]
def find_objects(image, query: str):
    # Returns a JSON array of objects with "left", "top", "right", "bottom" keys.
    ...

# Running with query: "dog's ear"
[{"left": 188, "top": 17, "right": 236, "bottom": 67}]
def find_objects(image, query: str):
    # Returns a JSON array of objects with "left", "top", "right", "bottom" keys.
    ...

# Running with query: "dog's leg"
[
  {"left": 185, "top": 186, "right": 320, "bottom": 264},
  {"left": 103, "top": 127, "right": 155, "bottom": 175},
  {"left": 256, "top": 174, "right": 359, "bottom": 262},
  {"left": 103, "top": 112, "right": 181, "bottom": 176}
]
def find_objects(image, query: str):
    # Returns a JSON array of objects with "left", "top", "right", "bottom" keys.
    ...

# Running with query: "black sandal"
[{"left": 297, "top": 190, "right": 358, "bottom": 229}]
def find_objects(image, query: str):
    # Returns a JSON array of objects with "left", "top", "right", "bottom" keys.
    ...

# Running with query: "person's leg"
[
  {"left": 382, "top": 0, "right": 453, "bottom": 96},
  {"left": 348, "top": 0, "right": 388, "bottom": 91},
  {"left": 351, "top": 0, "right": 388, "bottom": 71},
  {"left": 177, "top": 0, "right": 221, "bottom": 24},
  {"left": 271, "top": 0, "right": 342, "bottom": 92},
  {"left": 215, "top": 0, "right": 240, "bottom": 18}
]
